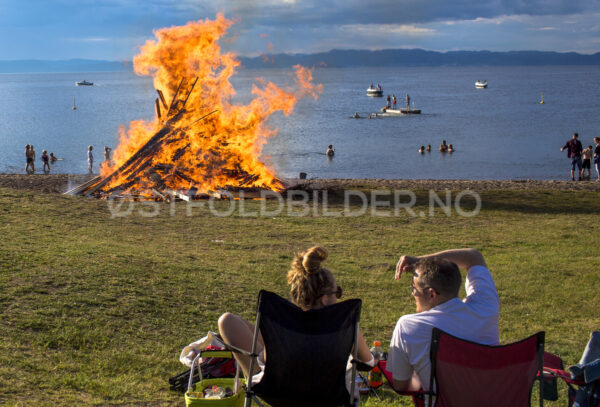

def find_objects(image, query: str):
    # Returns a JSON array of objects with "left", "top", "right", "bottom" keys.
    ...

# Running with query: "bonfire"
[{"left": 69, "top": 14, "right": 322, "bottom": 200}]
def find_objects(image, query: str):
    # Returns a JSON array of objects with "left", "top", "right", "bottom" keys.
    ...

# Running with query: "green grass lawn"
[{"left": 1, "top": 187, "right": 599, "bottom": 406}]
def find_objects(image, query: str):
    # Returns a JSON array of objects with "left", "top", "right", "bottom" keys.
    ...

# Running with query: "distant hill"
[
  {"left": 1, "top": 49, "right": 600, "bottom": 73},
  {"left": 0, "top": 59, "right": 131, "bottom": 73},
  {"left": 239, "top": 49, "right": 600, "bottom": 68}
]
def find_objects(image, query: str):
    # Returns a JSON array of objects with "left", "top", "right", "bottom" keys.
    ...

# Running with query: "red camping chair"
[{"left": 379, "top": 328, "right": 545, "bottom": 407}]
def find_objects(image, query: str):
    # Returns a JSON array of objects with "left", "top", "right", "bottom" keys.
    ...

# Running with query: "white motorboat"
[
  {"left": 76, "top": 80, "right": 93, "bottom": 86},
  {"left": 366, "top": 85, "right": 383, "bottom": 97},
  {"left": 475, "top": 80, "right": 488, "bottom": 88}
]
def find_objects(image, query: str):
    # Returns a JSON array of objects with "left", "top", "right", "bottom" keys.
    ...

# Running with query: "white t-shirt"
[{"left": 388, "top": 265, "right": 500, "bottom": 390}]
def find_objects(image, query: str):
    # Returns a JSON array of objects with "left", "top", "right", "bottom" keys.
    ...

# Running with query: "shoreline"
[{"left": 2, "top": 173, "right": 600, "bottom": 193}]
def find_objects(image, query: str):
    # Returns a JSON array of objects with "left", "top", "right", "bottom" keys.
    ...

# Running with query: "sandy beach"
[{"left": 2, "top": 173, "right": 600, "bottom": 194}]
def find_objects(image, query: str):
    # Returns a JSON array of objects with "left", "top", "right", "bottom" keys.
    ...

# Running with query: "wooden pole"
[{"left": 157, "top": 89, "right": 168, "bottom": 110}]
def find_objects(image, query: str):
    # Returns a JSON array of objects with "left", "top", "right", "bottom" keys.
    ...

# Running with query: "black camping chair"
[{"left": 229, "top": 289, "right": 362, "bottom": 407}]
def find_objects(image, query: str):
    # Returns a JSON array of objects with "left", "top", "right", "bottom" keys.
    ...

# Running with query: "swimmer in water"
[{"left": 326, "top": 145, "right": 335, "bottom": 157}]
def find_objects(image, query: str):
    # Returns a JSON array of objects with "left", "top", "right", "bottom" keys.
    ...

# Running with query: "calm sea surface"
[{"left": 1, "top": 66, "right": 600, "bottom": 180}]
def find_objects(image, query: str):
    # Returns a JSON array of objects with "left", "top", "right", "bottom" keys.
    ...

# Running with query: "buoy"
[
  {"left": 540, "top": 92, "right": 545, "bottom": 104},
  {"left": 72, "top": 97, "right": 77, "bottom": 110}
]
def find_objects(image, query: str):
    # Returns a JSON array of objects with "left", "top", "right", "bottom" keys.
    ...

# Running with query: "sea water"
[{"left": 1, "top": 65, "right": 599, "bottom": 180}]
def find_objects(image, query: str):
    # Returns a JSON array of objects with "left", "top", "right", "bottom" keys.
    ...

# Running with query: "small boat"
[
  {"left": 366, "top": 84, "right": 383, "bottom": 97},
  {"left": 76, "top": 80, "right": 93, "bottom": 86},
  {"left": 475, "top": 80, "right": 488, "bottom": 88}
]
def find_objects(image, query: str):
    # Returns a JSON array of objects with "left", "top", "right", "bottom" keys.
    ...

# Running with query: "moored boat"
[{"left": 366, "top": 84, "right": 383, "bottom": 97}]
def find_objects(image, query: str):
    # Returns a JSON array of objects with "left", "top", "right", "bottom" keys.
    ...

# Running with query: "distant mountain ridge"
[
  {"left": 240, "top": 49, "right": 600, "bottom": 68},
  {"left": 1, "top": 49, "right": 599, "bottom": 73}
]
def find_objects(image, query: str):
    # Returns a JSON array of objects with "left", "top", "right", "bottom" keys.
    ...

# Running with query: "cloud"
[
  {"left": 339, "top": 24, "right": 436, "bottom": 37},
  {"left": 65, "top": 37, "right": 110, "bottom": 42}
]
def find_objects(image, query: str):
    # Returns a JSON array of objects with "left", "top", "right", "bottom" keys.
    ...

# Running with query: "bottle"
[
  {"left": 368, "top": 340, "right": 383, "bottom": 388},
  {"left": 204, "top": 385, "right": 225, "bottom": 399}
]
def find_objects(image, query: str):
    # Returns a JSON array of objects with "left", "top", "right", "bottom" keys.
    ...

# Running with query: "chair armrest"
[
  {"left": 354, "top": 360, "right": 376, "bottom": 372},
  {"left": 543, "top": 367, "right": 586, "bottom": 386}
]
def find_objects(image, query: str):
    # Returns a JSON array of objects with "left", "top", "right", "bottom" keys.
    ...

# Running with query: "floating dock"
[{"left": 379, "top": 107, "right": 421, "bottom": 115}]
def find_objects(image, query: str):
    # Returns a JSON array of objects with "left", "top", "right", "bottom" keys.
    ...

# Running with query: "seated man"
[{"left": 389, "top": 248, "right": 500, "bottom": 392}]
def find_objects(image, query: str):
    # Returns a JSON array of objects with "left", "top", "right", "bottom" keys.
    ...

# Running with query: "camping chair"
[
  {"left": 380, "top": 328, "right": 545, "bottom": 407},
  {"left": 226, "top": 289, "right": 362, "bottom": 407}
]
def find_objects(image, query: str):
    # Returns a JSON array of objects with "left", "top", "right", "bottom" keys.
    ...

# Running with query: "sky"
[{"left": 1, "top": 0, "right": 600, "bottom": 61}]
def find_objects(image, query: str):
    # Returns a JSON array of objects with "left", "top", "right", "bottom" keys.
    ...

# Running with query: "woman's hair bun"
[{"left": 301, "top": 246, "right": 328, "bottom": 274}]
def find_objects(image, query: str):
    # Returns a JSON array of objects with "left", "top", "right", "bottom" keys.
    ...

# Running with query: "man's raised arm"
[{"left": 396, "top": 248, "right": 486, "bottom": 279}]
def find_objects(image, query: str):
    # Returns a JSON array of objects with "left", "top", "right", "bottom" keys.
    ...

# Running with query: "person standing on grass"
[
  {"left": 594, "top": 137, "right": 600, "bottom": 181},
  {"left": 87, "top": 145, "right": 94, "bottom": 174},
  {"left": 561, "top": 132, "right": 583, "bottom": 181},
  {"left": 388, "top": 248, "right": 500, "bottom": 393}
]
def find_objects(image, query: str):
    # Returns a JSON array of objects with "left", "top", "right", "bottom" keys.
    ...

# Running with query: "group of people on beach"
[
  {"left": 419, "top": 140, "right": 454, "bottom": 154},
  {"left": 217, "top": 246, "right": 498, "bottom": 396},
  {"left": 25, "top": 145, "right": 60, "bottom": 175},
  {"left": 561, "top": 133, "right": 600, "bottom": 181},
  {"left": 25, "top": 145, "right": 112, "bottom": 175}
]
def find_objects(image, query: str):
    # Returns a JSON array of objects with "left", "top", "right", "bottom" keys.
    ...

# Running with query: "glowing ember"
[{"left": 89, "top": 13, "right": 321, "bottom": 199}]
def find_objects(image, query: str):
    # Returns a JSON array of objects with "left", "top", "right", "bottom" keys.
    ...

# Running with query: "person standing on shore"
[
  {"left": 104, "top": 146, "right": 112, "bottom": 165},
  {"left": 30, "top": 145, "right": 37, "bottom": 173},
  {"left": 594, "top": 137, "right": 600, "bottom": 181},
  {"left": 561, "top": 132, "right": 583, "bottom": 181},
  {"left": 87, "top": 145, "right": 94, "bottom": 174},
  {"left": 25, "top": 145, "right": 35, "bottom": 174},
  {"left": 582, "top": 145, "right": 593, "bottom": 180},
  {"left": 41, "top": 150, "right": 50, "bottom": 174}
]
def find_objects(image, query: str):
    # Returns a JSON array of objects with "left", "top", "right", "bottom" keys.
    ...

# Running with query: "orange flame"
[{"left": 99, "top": 14, "right": 321, "bottom": 197}]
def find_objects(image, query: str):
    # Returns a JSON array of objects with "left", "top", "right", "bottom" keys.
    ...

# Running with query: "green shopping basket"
[{"left": 185, "top": 350, "right": 246, "bottom": 407}]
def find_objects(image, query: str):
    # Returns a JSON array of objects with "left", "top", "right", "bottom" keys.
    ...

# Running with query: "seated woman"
[{"left": 218, "top": 246, "right": 374, "bottom": 380}]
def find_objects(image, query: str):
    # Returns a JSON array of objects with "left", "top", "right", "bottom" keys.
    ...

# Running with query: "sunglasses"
[
  {"left": 410, "top": 278, "right": 437, "bottom": 296},
  {"left": 323, "top": 285, "right": 343, "bottom": 299}
]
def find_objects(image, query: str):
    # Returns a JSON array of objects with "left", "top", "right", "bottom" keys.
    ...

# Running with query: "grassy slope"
[{"left": 1, "top": 187, "right": 599, "bottom": 406}]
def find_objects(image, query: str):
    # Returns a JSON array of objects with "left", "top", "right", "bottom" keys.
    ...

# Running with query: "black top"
[{"left": 563, "top": 139, "right": 583, "bottom": 158}]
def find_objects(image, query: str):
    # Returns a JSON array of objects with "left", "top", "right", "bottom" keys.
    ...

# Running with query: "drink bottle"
[{"left": 368, "top": 340, "right": 383, "bottom": 388}]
